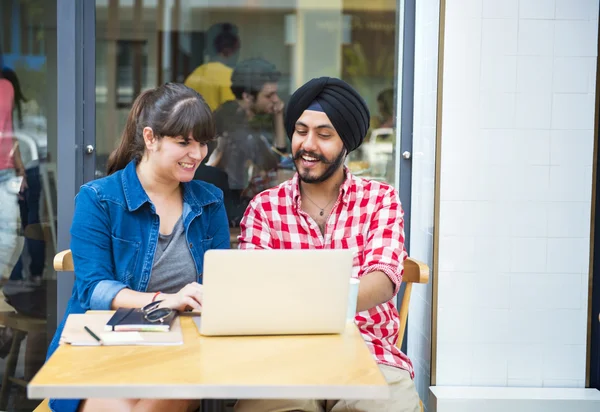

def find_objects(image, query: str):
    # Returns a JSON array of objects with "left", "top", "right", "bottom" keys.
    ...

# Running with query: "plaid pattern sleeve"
[
  {"left": 361, "top": 187, "right": 407, "bottom": 296},
  {"left": 238, "top": 171, "right": 414, "bottom": 378}
]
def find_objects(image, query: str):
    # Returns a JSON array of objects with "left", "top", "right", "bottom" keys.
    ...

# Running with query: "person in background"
[
  {"left": 2, "top": 67, "right": 28, "bottom": 129},
  {"left": 184, "top": 22, "right": 240, "bottom": 112},
  {"left": 206, "top": 58, "right": 287, "bottom": 222},
  {"left": 45, "top": 83, "right": 230, "bottom": 412},
  {"left": 0, "top": 65, "right": 27, "bottom": 279},
  {"left": 2, "top": 67, "right": 46, "bottom": 284},
  {"left": 235, "top": 77, "right": 420, "bottom": 412},
  {"left": 373, "top": 87, "right": 395, "bottom": 130}
]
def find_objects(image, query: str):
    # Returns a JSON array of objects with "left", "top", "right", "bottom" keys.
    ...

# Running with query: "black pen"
[{"left": 84, "top": 326, "right": 104, "bottom": 345}]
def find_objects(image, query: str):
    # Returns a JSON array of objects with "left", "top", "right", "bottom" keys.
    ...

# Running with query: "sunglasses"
[{"left": 141, "top": 300, "right": 174, "bottom": 323}]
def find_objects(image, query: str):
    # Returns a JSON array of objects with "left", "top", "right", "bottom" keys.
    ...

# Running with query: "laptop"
[{"left": 197, "top": 249, "right": 353, "bottom": 336}]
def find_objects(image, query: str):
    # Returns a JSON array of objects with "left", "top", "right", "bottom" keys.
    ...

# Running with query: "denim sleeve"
[
  {"left": 209, "top": 197, "right": 231, "bottom": 250},
  {"left": 70, "top": 185, "right": 127, "bottom": 310}
]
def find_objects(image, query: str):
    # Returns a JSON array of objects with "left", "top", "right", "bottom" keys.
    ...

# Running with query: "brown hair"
[{"left": 107, "top": 83, "right": 215, "bottom": 175}]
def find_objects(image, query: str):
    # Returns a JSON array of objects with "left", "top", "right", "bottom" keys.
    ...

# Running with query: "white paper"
[{"left": 100, "top": 332, "right": 143, "bottom": 343}]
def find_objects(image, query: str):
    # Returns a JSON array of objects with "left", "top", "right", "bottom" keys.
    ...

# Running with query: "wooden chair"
[
  {"left": 396, "top": 258, "right": 429, "bottom": 412},
  {"left": 53, "top": 249, "right": 74, "bottom": 272},
  {"left": 33, "top": 398, "right": 50, "bottom": 412},
  {"left": 397, "top": 258, "right": 430, "bottom": 350},
  {"left": 31, "top": 251, "right": 73, "bottom": 412}
]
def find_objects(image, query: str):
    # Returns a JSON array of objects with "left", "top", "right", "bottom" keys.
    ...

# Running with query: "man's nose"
[{"left": 301, "top": 131, "right": 318, "bottom": 152}]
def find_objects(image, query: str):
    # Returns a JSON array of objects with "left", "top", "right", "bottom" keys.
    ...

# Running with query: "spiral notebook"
[{"left": 60, "top": 312, "right": 183, "bottom": 346}]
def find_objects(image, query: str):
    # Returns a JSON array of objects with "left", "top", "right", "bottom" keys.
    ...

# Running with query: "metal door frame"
[
  {"left": 395, "top": 0, "right": 416, "bottom": 354},
  {"left": 397, "top": 0, "right": 415, "bottom": 252},
  {"left": 54, "top": 0, "right": 95, "bottom": 326},
  {"left": 589, "top": 11, "right": 600, "bottom": 388}
]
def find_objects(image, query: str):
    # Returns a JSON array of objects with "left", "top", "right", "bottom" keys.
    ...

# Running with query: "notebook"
[
  {"left": 105, "top": 307, "right": 177, "bottom": 332},
  {"left": 60, "top": 312, "right": 183, "bottom": 346}
]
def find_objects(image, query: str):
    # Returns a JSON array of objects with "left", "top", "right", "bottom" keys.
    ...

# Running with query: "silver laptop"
[{"left": 197, "top": 249, "right": 353, "bottom": 336}]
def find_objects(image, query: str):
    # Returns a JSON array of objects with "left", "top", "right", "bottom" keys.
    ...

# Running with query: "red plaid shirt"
[{"left": 238, "top": 170, "right": 414, "bottom": 377}]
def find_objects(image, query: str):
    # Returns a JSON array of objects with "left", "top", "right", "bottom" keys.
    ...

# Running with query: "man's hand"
[
  {"left": 272, "top": 96, "right": 285, "bottom": 116},
  {"left": 272, "top": 96, "right": 287, "bottom": 150}
]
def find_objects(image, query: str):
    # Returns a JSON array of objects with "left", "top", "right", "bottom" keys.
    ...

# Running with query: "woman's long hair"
[
  {"left": 1, "top": 67, "right": 28, "bottom": 128},
  {"left": 106, "top": 83, "right": 215, "bottom": 175}
]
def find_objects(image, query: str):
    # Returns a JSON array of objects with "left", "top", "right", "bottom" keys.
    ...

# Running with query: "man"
[
  {"left": 235, "top": 77, "right": 420, "bottom": 412},
  {"left": 207, "top": 58, "right": 288, "bottom": 220},
  {"left": 184, "top": 22, "right": 240, "bottom": 112}
]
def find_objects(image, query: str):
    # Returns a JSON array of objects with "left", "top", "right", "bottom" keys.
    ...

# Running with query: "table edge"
[{"left": 28, "top": 383, "right": 390, "bottom": 401}]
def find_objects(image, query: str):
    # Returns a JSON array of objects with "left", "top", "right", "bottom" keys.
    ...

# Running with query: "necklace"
[{"left": 302, "top": 191, "right": 335, "bottom": 216}]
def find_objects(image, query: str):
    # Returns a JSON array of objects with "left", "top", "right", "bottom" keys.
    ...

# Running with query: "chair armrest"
[
  {"left": 403, "top": 258, "right": 429, "bottom": 284},
  {"left": 54, "top": 249, "right": 74, "bottom": 272},
  {"left": 33, "top": 399, "right": 51, "bottom": 412}
]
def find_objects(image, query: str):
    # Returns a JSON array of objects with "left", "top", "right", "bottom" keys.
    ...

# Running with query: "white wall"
[
  {"left": 436, "top": 0, "right": 598, "bottom": 388},
  {"left": 408, "top": 0, "right": 440, "bottom": 409}
]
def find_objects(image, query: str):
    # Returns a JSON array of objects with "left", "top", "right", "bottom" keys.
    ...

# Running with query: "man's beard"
[{"left": 293, "top": 148, "right": 346, "bottom": 184}]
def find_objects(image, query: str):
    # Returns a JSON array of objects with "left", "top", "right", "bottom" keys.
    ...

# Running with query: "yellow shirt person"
[
  {"left": 184, "top": 61, "right": 235, "bottom": 112},
  {"left": 185, "top": 22, "right": 240, "bottom": 112}
]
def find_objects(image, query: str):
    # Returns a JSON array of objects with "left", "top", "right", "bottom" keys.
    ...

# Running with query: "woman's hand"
[
  {"left": 18, "top": 176, "right": 28, "bottom": 200},
  {"left": 159, "top": 282, "right": 203, "bottom": 311}
]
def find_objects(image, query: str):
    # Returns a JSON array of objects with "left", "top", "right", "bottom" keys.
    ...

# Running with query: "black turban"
[{"left": 284, "top": 77, "right": 370, "bottom": 153}]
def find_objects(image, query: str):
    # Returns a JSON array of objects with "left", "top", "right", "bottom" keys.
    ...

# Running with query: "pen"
[{"left": 84, "top": 326, "right": 104, "bottom": 345}]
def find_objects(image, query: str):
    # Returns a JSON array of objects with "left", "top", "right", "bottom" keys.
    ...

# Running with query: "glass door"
[
  {"left": 0, "top": 0, "right": 59, "bottom": 410},
  {"left": 93, "top": 0, "right": 401, "bottom": 193}
]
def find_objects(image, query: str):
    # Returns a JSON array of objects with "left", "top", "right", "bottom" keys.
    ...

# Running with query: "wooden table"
[{"left": 28, "top": 315, "right": 388, "bottom": 401}]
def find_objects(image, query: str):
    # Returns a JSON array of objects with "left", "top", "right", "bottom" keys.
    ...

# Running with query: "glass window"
[
  {"left": 95, "top": 0, "right": 399, "bottom": 227},
  {"left": 0, "top": 0, "right": 58, "bottom": 410}
]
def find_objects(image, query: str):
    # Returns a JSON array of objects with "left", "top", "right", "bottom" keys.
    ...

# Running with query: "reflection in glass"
[
  {"left": 0, "top": 0, "right": 57, "bottom": 410},
  {"left": 115, "top": 40, "right": 148, "bottom": 108},
  {"left": 95, "top": 0, "right": 399, "bottom": 221}
]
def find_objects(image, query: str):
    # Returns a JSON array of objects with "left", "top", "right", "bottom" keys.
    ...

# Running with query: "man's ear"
[
  {"left": 241, "top": 91, "right": 255, "bottom": 104},
  {"left": 142, "top": 127, "right": 158, "bottom": 151}
]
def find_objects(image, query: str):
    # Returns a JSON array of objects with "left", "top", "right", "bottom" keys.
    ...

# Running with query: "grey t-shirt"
[{"left": 147, "top": 216, "right": 196, "bottom": 294}]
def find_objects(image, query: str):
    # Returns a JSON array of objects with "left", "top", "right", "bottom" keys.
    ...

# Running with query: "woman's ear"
[{"left": 142, "top": 127, "right": 157, "bottom": 151}]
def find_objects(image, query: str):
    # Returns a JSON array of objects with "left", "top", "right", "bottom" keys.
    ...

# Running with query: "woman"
[
  {"left": 2, "top": 67, "right": 46, "bottom": 284},
  {"left": 47, "top": 83, "right": 230, "bottom": 412},
  {"left": 0, "top": 68, "right": 27, "bottom": 278}
]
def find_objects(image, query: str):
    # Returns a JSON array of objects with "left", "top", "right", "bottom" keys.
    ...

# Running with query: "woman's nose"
[{"left": 189, "top": 142, "right": 203, "bottom": 160}]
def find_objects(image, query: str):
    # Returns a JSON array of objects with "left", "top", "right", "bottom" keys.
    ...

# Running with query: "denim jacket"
[{"left": 47, "top": 160, "right": 230, "bottom": 412}]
